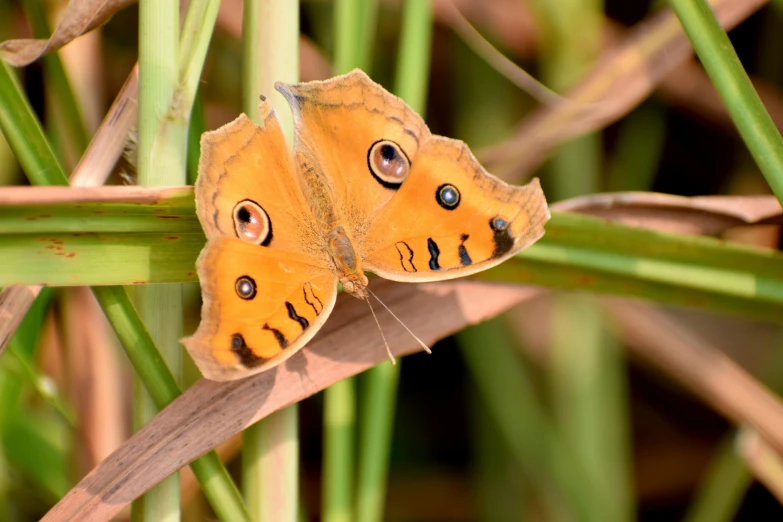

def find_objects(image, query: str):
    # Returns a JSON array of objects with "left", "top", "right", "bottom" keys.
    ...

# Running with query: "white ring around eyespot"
[{"left": 232, "top": 199, "right": 272, "bottom": 246}]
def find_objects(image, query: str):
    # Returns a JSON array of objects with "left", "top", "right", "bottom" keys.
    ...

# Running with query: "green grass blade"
[
  {"left": 0, "top": 60, "right": 68, "bottom": 186},
  {"left": 682, "top": 433, "right": 752, "bottom": 522},
  {"left": 21, "top": 0, "right": 90, "bottom": 156},
  {"left": 5, "top": 207, "right": 783, "bottom": 319},
  {"left": 669, "top": 0, "right": 783, "bottom": 205},
  {"left": 187, "top": 93, "right": 206, "bottom": 185}
]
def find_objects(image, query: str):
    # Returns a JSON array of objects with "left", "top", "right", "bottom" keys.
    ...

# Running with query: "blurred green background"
[{"left": 3, "top": 0, "right": 783, "bottom": 521}]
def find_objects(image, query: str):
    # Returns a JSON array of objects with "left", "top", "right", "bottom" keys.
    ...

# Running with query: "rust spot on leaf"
[
  {"left": 164, "top": 236, "right": 179, "bottom": 240},
  {"left": 155, "top": 215, "right": 181, "bottom": 219}
]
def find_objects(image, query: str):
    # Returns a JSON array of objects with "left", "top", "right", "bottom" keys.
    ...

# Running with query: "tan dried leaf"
[
  {"left": 0, "top": 0, "right": 137, "bottom": 67},
  {"left": 42, "top": 280, "right": 541, "bottom": 521},
  {"left": 553, "top": 192, "right": 783, "bottom": 235}
]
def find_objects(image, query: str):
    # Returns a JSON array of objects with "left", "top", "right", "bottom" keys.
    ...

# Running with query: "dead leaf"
[
  {"left": 0, "top": 0, "right": 137, "bottom": 67},
  {"left": 42, "top": 280, "right": 541, "bottom": 521},
  {"left": 552, "top": 192, "right": 783, "bottom": 235},
  {"left": 478, "top": 0, "right": 768, "bottom": 180}
]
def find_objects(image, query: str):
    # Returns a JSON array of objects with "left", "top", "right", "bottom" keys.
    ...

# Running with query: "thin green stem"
[
  {"left": 354, "top": 362, "right": 400, "bottom": 522},
  {"left": 333, "top": 0, "right": 363, "bottom": 75},
  {"left": 136, "top": 0, "right": 182, "bottom": 517},
  {"left": 669, "top": 0, "right": 783, "bottom": 205},
  {"left": 393, "top": 0, "right": 433, "bottom": 110},
  {"left": 323, "top": 378, "right": 356, "bottom": 522}
]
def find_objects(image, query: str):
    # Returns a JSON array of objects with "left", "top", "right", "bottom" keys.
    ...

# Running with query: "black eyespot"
[
  {"left": 436, "top": 183, "right": 460, "bottom": 210},
  {"left": 235, "top": 275, "right": 257, "bottom": 300},
  {"left": 231, "top": 333, "right": 245, "bottom": 349},
  {"left": 490, "top": 216, "right": 509, "bottom": 231},
  {"left": 233, "top": 199, "right": 272, "bottom": 246},
  {"left": 367, "top": 140, "right": 410, "bottom": 189}
]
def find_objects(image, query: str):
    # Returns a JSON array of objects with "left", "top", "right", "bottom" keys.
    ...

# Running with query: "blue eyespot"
[
  {"left": 491, "top": 216, "right": 509, "bottom": 231},
  {"left": 436, "top": 184, "right": 460, "bottom": 210},
  {"left": 235, "top": 275, "right": 257, "bottom": 300}
]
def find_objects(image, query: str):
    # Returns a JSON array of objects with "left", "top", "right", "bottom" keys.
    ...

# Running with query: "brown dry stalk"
[
  {"left": 0, "top": 184, "right": 187, "bottom": 205},
  {"left": 42, "top": 279, "right": 541, "bottom": 521},
  {"left": 476, "top": 0, "right": 768, "bottom": 180},
  {"left": 552, "top": 193, "right": 783, "bottom": 235}
]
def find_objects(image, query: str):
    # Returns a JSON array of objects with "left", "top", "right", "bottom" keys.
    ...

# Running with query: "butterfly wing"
[
  {"left": 184, "top": 238, "right": 338, "bottom": 381},
  {"left": 195, "top": 100, "right": 326, "bottom": 258},
  {"left": 360, "top": 136, "right": 550, "bottom": 281},
  {"left": 275, "top": 69, "right": 431, "bottom": 236},
  {"left": 186, "top": 101, "right": 337, "bottom": 381}
]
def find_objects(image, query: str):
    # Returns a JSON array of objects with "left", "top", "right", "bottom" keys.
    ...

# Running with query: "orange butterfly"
[{"left": 183, "top": 69, "right": 549, "bottom": 381}]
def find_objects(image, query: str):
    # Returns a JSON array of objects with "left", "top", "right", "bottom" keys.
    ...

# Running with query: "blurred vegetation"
[{"left": 2, "top": 0, "right": 783, "bottom": 521}]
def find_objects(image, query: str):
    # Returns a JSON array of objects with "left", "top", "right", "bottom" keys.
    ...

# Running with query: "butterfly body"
[{"left": 183, "top": 69, "right": 549, "bottom": 381}]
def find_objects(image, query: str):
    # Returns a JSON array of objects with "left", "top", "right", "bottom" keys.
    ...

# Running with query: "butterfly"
[{"left": 182, "top": 69, "right": 550, "bottom": 381}]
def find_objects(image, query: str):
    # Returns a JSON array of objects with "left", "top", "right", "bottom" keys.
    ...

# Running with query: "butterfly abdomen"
[{"left": 326, "top": 225, "right": 369, "bottom": 299}]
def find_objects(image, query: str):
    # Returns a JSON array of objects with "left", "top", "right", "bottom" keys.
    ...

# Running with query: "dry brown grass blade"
[
  {"left": 738, "top": 427, "right": 783, "bottom": 502},
  {"left": 42, "top": 279, "right": 541, "bottom": 521},
  {"left": 604, "top": 299, "right": 783, "bottom": 456},
  {"left": 0, "top": 64, "right": 138, "bottom": 355},
  {"left": 0, "top": 184, "right": 188, "bottom": 205},
  {"left": 0, "top": 285, "right": 43, "bottom": 351},
  {"left": 552, "top": 192, "right": 783, "bottom": 235},
  {"left": 478, "top": 0, "right": 768, "bottom": 180},
  {"left": 0, "top": 0, "right": 137, "bottom": 66},
  {"left": 70, "top": 63, "right": 138, "bottom": 187}
]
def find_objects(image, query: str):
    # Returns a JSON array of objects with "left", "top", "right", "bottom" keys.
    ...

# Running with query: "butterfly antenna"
[
  {"left": 365, "top": 294, "right": 396, "bottom": 365},
  {"left": 366, "top": 288, "right": 432, "bottom": 354}
]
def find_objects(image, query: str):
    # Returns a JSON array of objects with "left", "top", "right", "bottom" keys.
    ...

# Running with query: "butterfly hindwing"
[
  {"left": 183, "top": 237, "right": 338, "bottom": 381},
  {"left": 360, "top": 136, "right": 549, "bottom": 282}
]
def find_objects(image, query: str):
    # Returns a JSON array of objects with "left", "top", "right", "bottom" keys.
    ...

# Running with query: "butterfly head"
[{"left": 341, "top": 272, "right": 369, "bottom": 300}]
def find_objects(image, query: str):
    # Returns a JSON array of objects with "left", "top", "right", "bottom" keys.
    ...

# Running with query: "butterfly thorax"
[{"left": 327, "top": 225, "right": 369, "bottom": 299}]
